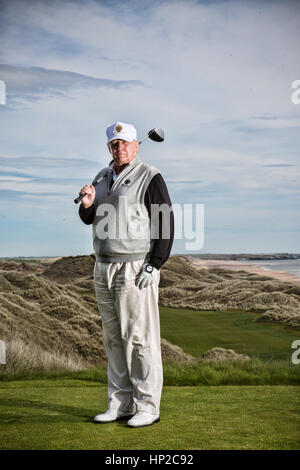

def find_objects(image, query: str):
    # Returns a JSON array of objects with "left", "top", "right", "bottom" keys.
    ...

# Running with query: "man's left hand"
[{"left": 135, "top": 264, "right": 157, "bottom": 289}]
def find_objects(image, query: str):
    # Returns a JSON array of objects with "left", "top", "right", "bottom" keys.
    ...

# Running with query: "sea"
[{"left": 238, "top": 259, "right": 300, "bottom": 279}]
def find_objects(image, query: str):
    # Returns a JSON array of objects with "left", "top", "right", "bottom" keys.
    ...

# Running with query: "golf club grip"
[{"left": 74, "top": 192, "right": 85, "bottom": 204}]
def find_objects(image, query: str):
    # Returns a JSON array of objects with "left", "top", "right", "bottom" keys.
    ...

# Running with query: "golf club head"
[{"left": 148, "top": 128, "right": 164, "bottom": 142}]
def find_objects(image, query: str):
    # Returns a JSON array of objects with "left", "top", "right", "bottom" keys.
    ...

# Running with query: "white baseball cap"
[{"left": 106, "top": 122, "right": 137, "bottom": 144}]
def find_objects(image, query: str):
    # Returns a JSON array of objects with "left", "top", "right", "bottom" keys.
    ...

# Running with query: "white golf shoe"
[
  {"left": 127, "top": 411, "right": 160, "bottom": 428},
  {"left": 94, "top": 409, "right": 134, "bottom": 423}
]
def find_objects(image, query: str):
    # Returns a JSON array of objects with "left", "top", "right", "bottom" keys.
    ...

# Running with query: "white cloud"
[
  {"left": 245, "top": 115, "right": 300, "bottom": 129},
  {"left": 1, "top": 0, "right": 300, "bottom": 119},
  {"left": 0, "top": 175, "right": 31, "bottom": 182},
  {"left": 0, "top": 64, "right": 144, "bottom": 106},
  {"left": 0, "top": 0, "right": 299, "bottom": 254}
]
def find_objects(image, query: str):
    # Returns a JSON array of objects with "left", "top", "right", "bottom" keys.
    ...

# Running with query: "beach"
[{"left": 189, "top": 259, "right": 300, "bottom": 285}]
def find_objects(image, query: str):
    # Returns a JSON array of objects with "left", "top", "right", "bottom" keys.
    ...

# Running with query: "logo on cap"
[{"left": 114, "top": 124, "right": 123, "bottom": 133}]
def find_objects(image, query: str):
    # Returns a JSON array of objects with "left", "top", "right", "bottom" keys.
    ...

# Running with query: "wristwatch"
[{"left": 145, "top": 264, "right": 154, "bottom": 273}]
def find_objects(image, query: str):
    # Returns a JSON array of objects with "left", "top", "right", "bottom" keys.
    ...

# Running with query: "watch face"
[{"left": 146, "top": 264, "right": 153, "bottom": 273}]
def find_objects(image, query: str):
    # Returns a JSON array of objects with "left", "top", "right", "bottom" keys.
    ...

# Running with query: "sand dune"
[
  {"left": 1, "top": 254, "right": 299, "bottom": 370},
  {"left": 189, "top": 258, "right": 300, "bottom": 285},
  {"left": 0, "top": 256, "right": 193, "bottom": 366},
  {"left": 159, "top": 257, "right": 300, "bottom": 328}
]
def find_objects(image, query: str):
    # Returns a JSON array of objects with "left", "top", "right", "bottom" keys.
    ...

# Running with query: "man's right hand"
[{"left": 79, "top": 184, "right": 96, "bottom": 208}]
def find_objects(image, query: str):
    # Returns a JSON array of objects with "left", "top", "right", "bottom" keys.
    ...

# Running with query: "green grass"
[
  {"left": 159, "top": 307, "right": 300, "bottom": 361},
  {"left": 1, "top": 306, "right": 299, "bottom": 385},
  {"left": 0, "top": 379, "right": 299, "bottom": 450},
  {"left": 1, "top": 306, "right": 299, "bottom": 449},
  {"left": 1, "top": 358, "right": 299, "bottom": 385}
]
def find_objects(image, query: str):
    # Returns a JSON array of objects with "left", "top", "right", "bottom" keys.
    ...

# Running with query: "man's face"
[{"left": 108, "top": 139, "right": 139, "bottom": 167}]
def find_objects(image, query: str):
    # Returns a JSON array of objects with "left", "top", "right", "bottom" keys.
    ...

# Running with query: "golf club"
[
  {"left": 74, "top": 128, "right": 165, "bottom": 204},
  {"left": 138, "top": 128, "right": 164, "bottom": 144}
]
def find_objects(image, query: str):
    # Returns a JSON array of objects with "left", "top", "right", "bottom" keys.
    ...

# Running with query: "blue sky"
[{"left": 0, "top": 0, "right": 299, "bottom": 257}]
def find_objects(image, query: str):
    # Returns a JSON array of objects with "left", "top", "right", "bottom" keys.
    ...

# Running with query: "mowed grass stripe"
[
  {"left": 0, "top": 381, "right": 299, "bottom": 450},
  {"left": 159, "top": 307, "right": 300, "bottom": 360}
]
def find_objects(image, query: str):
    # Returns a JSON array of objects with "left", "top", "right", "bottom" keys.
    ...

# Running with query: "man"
[{"left": 78, "top": 121, "right": 174, "bottom": 428}]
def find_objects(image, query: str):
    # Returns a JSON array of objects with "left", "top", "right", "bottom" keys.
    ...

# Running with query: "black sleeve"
[
  {"left": 144, "top": 173, "right": 174, "bottom": 270},
  {"left": 78, "top": 203, "right": 95, "bottom": 225}
]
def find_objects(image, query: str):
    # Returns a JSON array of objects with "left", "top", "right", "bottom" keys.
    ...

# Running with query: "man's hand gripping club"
[{"left": 79, "top": 184, "right": 96, "bottom": 208}]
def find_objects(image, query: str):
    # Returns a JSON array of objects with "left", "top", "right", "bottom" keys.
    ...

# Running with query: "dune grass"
[
  {"left": 1, "top": 358, "right": 299, "bottom": 386},
  {"left": 0, "top": 379, "right": 299, "bottom": 450},
  {"left": 0, "top": 337, "right": 89, "bottom": 374},
  {"left": 1, "top": 306, "right": 299, "bottom": 385},
  {"left": 159, "top": 306, "right": 300, "bottom": 361}
]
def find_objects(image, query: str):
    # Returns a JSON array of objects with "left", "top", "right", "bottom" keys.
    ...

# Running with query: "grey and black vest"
[{"left": 91, "top": 155, "right": 159, "bottom": 263}]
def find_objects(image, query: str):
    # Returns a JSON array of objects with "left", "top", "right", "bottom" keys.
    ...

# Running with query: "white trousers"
[{"left": 93, "top": 259, "right": 163, "bottom": 415}]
